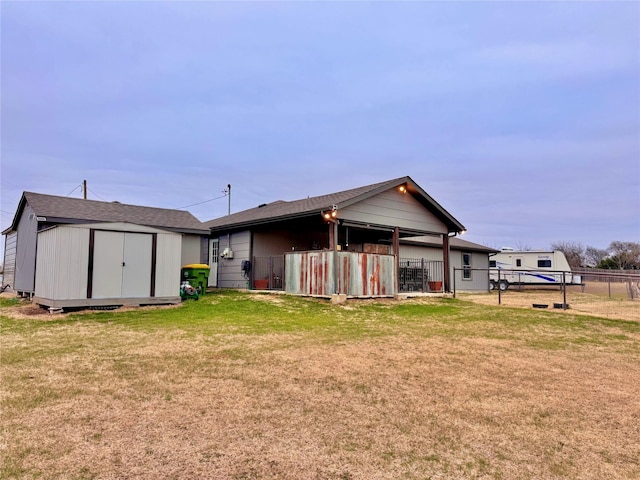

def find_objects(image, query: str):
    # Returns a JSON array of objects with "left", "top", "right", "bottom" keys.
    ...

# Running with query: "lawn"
[{"left": 1, "top": 291, "right": 639, "bottom": 479}]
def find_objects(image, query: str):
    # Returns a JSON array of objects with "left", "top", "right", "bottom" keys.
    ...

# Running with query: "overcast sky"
[{"left": 1, "top": 1, "right": 638, "bottom": 252}]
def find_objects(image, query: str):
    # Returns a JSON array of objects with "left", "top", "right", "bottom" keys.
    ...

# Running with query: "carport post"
[{"left": 393, "top": 227, "right": 400, "bottom": 294}]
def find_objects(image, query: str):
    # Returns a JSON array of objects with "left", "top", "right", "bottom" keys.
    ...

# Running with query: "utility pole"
[
  {"left": 227, "top": 184, "right": 231, "bottom": 215},
  {"left": 83, "top": 180, "right": 87, "bottom": 199}
]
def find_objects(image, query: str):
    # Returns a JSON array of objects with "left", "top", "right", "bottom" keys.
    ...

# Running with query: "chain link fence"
[{"left": 453, "top": 268, "right": 640, "bottom": 322}]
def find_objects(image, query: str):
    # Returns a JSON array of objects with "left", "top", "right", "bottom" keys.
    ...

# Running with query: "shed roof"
[
  {"left": 3, "top": 192, "right": 209, "bottom": 235},
  {"left": 204, "top": 176, "right": 465, "bottom": 233}
]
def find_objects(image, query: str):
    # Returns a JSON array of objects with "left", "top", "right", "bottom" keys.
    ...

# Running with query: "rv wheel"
[
  {"left": 499, "top": 280, "right": 509, "bottom": 291},
  {"left": 489, "top": 280, "right": 496, "bottom": 291}
]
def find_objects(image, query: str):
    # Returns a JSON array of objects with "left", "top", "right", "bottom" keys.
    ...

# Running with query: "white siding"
[
  {"left": 341, "top": 189, "right": 448, "bottom": 234},
  {"left": 155, "top": 234, "right": 182, "bottom": 297},
  {"left": 35, "top": 227, "right": 90, "bottom": 300},
  {"left": 217, "top": 231, "right": 251, "bottom": 288}
]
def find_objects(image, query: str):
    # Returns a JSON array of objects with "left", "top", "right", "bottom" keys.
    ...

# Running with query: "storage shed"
[{"left": 33, "top": 222, "right": 182, "bottom": 309}]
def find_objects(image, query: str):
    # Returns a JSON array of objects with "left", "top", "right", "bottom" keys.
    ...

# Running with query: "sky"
[{"left": 1, "top": 1, "right": 639, "bottom": 254}]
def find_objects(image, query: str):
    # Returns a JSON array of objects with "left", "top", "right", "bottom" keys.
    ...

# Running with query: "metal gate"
[
  {"left": 398, "top": 258, "right": 444, "bottom": 292},
  {"left": 252, "top": 256, "right": 284, "bottom": 290}
]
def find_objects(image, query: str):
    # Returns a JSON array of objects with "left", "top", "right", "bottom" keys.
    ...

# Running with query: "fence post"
[
  {"left": 453, "top": 268, "right": 456, "bottom": 298},
  {"left": 421, "top": 258, "right": 425, "bottom": 293},
  {"left": 498, "top": 269, "right": 502, "bottom": 305},
  {"left": 563, "top": 271, "right": 567, "bottom": 310}
]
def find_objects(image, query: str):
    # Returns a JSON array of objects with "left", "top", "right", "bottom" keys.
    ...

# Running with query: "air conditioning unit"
[{"left": 221, "top": 248, "right": 234, "bottom": 259}]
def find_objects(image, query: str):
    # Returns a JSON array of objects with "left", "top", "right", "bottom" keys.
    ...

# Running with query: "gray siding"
[
  {"left": 3, "top": 232, "right": 17, "bottom": 288},
  {"left": 180, "top": 234, "right": 202, "bottom": 266},
  {"left": 200, "top": 236, "right": 209, "bottom": 264},
  {"left": 217, "top": 231, "right": 251, "bottom": 289},
  {"left": 341, "top": 189, "right": 448, "bottom": 234},
  {"left": 399, "top": 244, "right": 443, "bottom": 261},
  {"left": 14, "top": 204, "right": 38, "bottom": 293},
  {"left": 451, "top": 251, "right": 490, "bottom": 292}
]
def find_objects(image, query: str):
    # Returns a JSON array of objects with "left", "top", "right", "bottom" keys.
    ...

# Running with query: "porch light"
[
  {"left": 324, "top": 212, "right": 331, "bottom": 220},
  {"left": 399, "top": 185, "right": 406, "bottom": 193}
]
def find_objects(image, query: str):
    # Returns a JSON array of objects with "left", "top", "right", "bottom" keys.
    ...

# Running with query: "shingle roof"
[
  {"left": 402, "top": 235, "right": 499, "bottom": 253},
  {"left": 3, "top": 192, "right": 209, "bottom": 235},
  {"left": 204, "top": 176, "right": 466, "bottom": 233}
]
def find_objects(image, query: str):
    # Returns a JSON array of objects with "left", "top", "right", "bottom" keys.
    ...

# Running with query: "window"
[
  {"left": 489, "top": 260, "right": 496, "bottom": 268},
  {"left": 516, "top": 258, "right": 522, "bottom": 267},
  {"left": 462, "top": 252, "right": 472, "bottom": 280},
  {"left": 538, "top": 259, "right": 552, "bottom": 268}
]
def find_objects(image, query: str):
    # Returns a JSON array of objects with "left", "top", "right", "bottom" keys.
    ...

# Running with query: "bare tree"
[
  {"left": 550, "top": 241, "right": 585, "bottom": 269},
  {"left": 607, "top": 241, "right": 640, "bottom": 270},
  {"left": 514, "top": 241, "right": 532, "bottom": 251},
  {"left": 584, "top": 246, "right": 609, "bottom": 268}
]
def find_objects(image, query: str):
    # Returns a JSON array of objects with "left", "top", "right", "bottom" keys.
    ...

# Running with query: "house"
[
  {"left": 2, "top": 192, "right": 210, "bottom": 306},
  {"left": 203, "top": 176, "right": 491, "bottom": 295}
]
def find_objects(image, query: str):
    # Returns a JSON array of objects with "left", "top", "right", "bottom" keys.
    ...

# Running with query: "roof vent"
[
  {"left": 112, "top": 201, "right": 121, "bottom": 204},
  {"left": 258, "top": 203, "right": 267, "bottom": 208}
]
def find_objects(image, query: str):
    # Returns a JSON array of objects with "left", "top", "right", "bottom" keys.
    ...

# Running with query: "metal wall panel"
[
  {"left": 154, "top": 233, "right": 182, "bottom": 297},
  {"left": 35, "top": 227, "right": 90, "bottom": 300},
  {"left": 3, "top": 232, "right": 17, "bottom": 288},
  {"left": 285, "top": 251, "right": 395, "bottom": 297},
  {"left": 14, "top": 204, "right": 38, "bottom": 293}
]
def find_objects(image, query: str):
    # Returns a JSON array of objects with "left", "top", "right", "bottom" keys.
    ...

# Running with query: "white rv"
[{"left": 489, "top": 249, "right": 582, "bottom": 290}]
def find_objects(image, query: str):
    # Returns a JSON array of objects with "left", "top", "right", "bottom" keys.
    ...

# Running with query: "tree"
[
  {"left": 605, "top": 241, "right": 640, "bottom": 270},
  {"left": 584, "top": 246, "right": 609, "bottom": 268},
  {"left": 550, "top": 241, "right": 585, "bottom": 269}
]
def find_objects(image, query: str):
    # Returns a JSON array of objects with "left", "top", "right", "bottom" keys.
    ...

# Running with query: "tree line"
[{"left": 550, "top": 241, "right": 640, "bottom": 270}]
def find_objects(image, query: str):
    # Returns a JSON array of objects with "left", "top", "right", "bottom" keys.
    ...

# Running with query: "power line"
[
  {"left": 176, "top": 193, "right": 228, "bottom": 210},
  {"left": 88, "top": 188, "right": 106, "bottom": 201},
  {"left": 66, "top": 184, "right": 82, "bottom": 197}
]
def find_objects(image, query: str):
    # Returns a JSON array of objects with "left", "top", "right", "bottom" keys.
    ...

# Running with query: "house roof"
[
  {"left": 204, "top": 176, "right": 466, "bottom": 233},
  {"left": 401, "top": 235, "right": 499, "bottom": 253},
  {"left": 2, "top": 192, "right": 209, "bottom": 235}
]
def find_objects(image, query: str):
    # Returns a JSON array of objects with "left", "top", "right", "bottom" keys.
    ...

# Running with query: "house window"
[
  {"left": 489, "top": 260, "right": 496, "bottom": 268},
  {"left": 462, "top": 252, "right": 472, "bottom": 280},
  {"left": 538, "top": 259, "right": 552, "bottom": 268},
  {"left": 516, "top": 259, "right": 522, "bottom": 267}
]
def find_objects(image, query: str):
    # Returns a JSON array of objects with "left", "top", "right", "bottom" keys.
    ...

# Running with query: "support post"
[
  {"left": 443, "top": 233, "right": 450, "bottom": 292},
  {"left": 393, "top": 227, "right": 400, "bottom": 294}
]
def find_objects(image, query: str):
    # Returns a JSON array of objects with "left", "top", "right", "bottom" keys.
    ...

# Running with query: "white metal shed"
[{"left": 33, "top": 222, "right": 182, "bottom": 309}]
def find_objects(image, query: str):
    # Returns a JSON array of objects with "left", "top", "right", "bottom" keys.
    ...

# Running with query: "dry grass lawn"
[{"left": 1, "top": 291, "right": 639, "bottom": 479}]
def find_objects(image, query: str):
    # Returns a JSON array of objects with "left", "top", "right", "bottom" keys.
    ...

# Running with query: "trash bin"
[{"left": 181, "top": 264, "right": 210, "bottom": 295}]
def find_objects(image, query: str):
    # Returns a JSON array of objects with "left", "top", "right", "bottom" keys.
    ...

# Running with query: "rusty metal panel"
[
  {"left": 286, "top": 251, "right": 395, "bottom": 297},
  {"left": 285, "top": 251, "right": 334, "bottom": 296},
  {"left": 339, "top": 252, "right": 395, "bottom": 296}
]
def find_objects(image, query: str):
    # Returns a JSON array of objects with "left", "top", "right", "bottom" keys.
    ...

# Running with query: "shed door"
[
  {"left": 92, "top": 231, "right": 125, "bottom": 299},
  {"left": 92, "top": 231, "right": 152, "bottom": 299},
  {"left": 121, "top": 233, "right": 152, "bottom": 298}
]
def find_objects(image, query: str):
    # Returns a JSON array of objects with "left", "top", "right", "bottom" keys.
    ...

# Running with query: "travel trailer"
[{"left": 489, "top": 249, "right": 582, "bottom": 290}]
